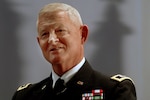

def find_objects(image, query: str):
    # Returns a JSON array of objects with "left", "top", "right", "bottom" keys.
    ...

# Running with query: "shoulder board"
[
  {"left": 17, "top": 83, "right": 31, "bottom": 91},
  {"left": 111, "top": 74, "right": 134, "bottom": 83}
]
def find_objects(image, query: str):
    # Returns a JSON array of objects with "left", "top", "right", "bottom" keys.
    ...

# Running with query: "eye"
[
  {"left": 40, "top": 32, "right": 49, "bottom": 39},
  {"left": 42, "top": 32, "right": 48, "bottom": 36},
  {"left": 56, "top": 29, "right": 65, "bottom": 33}
]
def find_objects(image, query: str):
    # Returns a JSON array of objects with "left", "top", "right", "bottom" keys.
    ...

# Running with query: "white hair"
[{"left": 37, "top": 3, "right": 83, "bottom": 26}]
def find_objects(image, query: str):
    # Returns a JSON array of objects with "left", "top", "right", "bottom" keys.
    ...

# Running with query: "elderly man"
[{"left": 12, "top": 3, "right": 136, "bottom": 100}]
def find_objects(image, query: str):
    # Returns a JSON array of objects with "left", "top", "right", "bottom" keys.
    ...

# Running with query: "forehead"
[
  {"left": 38, "top": 11, "right": 69, "bottom": 25},
  {"left": 37, "top": 11, "right": 72, "bottom": 32}
]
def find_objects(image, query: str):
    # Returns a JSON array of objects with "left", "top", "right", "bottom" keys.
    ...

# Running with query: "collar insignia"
[
  {"left": 41, "top": 85, "right": 47, "bottom": 90},
  {"left": 77, "top": 81, "right": 84, "bottom": 85}
]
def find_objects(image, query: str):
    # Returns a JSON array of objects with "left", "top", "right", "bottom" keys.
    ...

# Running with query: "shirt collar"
[{"left": 52, "top": 57, "right": 85, "bottom": 88}]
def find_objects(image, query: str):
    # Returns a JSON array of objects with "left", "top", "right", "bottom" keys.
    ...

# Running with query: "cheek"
[
  {"left": 67, "top": 38, "right": 81, "bottom": 51},
  {"left": 38, "top": 40, "right": 48, "bottom": 51}
]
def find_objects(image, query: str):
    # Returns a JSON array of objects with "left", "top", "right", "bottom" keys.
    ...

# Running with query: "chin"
[{"left": 49, "top": 57, "right": 63, "bottom": 64}]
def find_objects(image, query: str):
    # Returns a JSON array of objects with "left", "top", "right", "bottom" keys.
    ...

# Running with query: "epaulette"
[
  {"left": 17, "top": 83, "right": 31, "bottom": 91},
  {"left": 111, "top": 74, "right": 134, "bottom": 83}
]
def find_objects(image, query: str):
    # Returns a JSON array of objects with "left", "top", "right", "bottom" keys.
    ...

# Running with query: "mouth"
[{"left": 50, "top": 47, "right": 62, "bottom": 52}]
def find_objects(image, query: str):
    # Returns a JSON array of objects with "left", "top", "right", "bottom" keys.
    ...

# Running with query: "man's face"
[{"left": 37, "top": 11, "right": 87, "bottom": 66}]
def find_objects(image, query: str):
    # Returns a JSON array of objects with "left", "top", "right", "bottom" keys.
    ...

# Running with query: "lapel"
[
  {"left": 31, "top": 76, "right": 53, "bottom": 100},
  {"left": 65, "top": 60, "right": 105, "bottom": 100},
  {"left": 66, "top": 60, "right": 93, "bottom": 92}
]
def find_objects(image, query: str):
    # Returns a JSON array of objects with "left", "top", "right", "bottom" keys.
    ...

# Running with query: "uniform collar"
[{"left": 51, "top": 57, "right": 85, "bottom": 88}]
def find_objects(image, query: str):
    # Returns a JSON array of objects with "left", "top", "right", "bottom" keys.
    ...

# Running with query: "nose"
[{"left": 48, "top": 33, "right": 59, "bottom": 43}]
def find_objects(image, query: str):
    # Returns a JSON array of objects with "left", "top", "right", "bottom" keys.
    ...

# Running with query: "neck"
[{"left": 52, "top": 57, "right": 83, "bottom": 76}]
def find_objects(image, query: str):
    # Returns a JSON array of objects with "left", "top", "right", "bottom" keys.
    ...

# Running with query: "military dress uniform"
[{"left": 12, "top": 61, "right": 136, "bottom": 100}]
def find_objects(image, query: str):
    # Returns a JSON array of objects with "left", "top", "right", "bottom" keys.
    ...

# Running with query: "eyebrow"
[{"left": 38, "top": 23, "right": 66, "bottom": 33}]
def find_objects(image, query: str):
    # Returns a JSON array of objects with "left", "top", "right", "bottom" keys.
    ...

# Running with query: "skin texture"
[{"left": 37, "top": 11, "right": 88, "bottom": 76}]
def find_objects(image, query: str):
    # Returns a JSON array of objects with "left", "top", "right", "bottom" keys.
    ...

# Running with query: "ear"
[
  {"left": 37, "top": 36, "right": 40, "bottom": 45},
  {"left": 81, "top": 25, "right": 89, "bottom": 44}
]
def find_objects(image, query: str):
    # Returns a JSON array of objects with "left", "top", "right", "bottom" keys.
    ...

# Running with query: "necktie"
[{"left": 54, "top": 78, "right": 66, "bottom": 95}]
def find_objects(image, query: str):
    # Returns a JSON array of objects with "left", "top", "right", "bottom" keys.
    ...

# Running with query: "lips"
[
  {"left": 50, "top": 48, "right": 59, "bottom": 51},
  {"left": 49, "top": 47, "right": 62, "bottom": 52}
]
